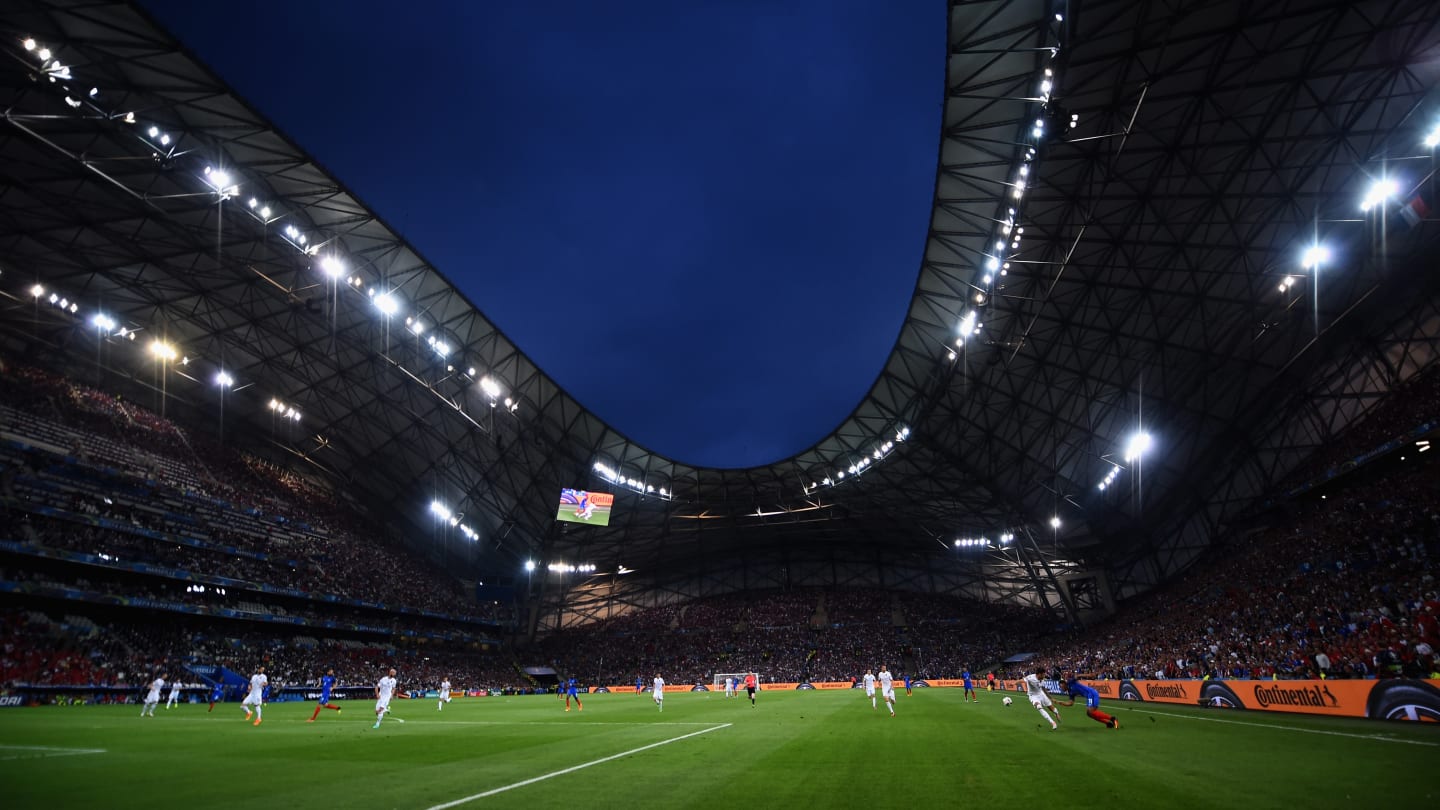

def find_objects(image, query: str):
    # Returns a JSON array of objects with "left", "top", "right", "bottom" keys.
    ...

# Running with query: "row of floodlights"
[
  {"left": 429, "top": 500, "right": 479, "bottom": 540},
  {"left": 811, "top": 426, "right": 911, "bottom": 490},
  {"left": 954, "top": 532, "right": 1016, "bottom": 549},
  {"left": 592, "top": 461, "right": 668, "bottom": 496},
  {"left": 267, "top": 398, "right": 302, "bottom": 422},
  {"left": 184, "top": 584, "right": 227, "bottom": 595}
]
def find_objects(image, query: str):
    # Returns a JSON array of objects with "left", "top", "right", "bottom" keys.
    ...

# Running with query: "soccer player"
[
  {"left": 1058, "top": 674, "right": 1118, "bottom": 729},
  {"left": 743, "top": 672, "right": 757, "bottom": 707},
  {"left": 724, "top": 676, "right": 735, "bottom": 699},
  {"left": 962, "top": 669, "right": 978, "bottom": 703},
  {"left": 1023, "top": 666, "right": 1061, "bottom": 730},
  {"left": 242, "top": 666, "right": 267, "bottom": 726},
  {"left": 373, "top": 668, "right": 397, "bottom": 729},
  {"left": 165, "top": 679, "right": 181, "bottom": 709},
  {"left": 863, "top": 668, "right": 877, "bottom": 709},
  {"left": 904, "top": 673, "right": 912, "bottom": 696},
  {"left": 986, "top": 671, "right": 996, "bottom": 692},
  {"left": 438, "top": 677, "right": 452, "bottom": 711},
  {"left": 141, "top": 672, "right": 165, "bottom": 717},
  {"left": 653, "top": 673, "right": 665, "bottom": 712},
  {"left": 308, "top": 668, "right": 342, "bottom": 722},
  {"left": 564, "top": 677, "right": 583, "bottom": 712},
  {"left": 636, "top": 674, "right": 645, "bottom": 696},
  {"left": 208, "top": 681, "right": 225, "bottom": 712},
  {"left": 877, "top": 665, "right": 896, "bottom": 716}
]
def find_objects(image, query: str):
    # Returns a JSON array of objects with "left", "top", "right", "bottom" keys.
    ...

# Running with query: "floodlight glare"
[
  {"left": 1050, "top": 516, "right": 1061, "bottom": 529},
  {"left": 149, "top": 340, "right": 177, "bottom": 361},
  {"left": 1359, "top": 177, "right": 1399, "bottom": 211},
  {"left": 319, "top": 256, "right": 345, "bottom": 279},
  {"left": 30, "top": 284, "right": 44, "bottom": 298},
  {"left": 214, "top": 371, "right": 234, "bottom": 387},
  {"left": 373, "top": 292, "right": 400, "bottom": 316},
  {"left": 480, "top": 376, "right": 502, "bottom": 399},
  {"left": 23, "top": 38, "right": 36, "bottom": 51},
  {"left": 1123, "top": 431, "right": 1153, "bottom": 462},
  {"left": 38, "top": 48, "right": 50, "bottom": 61},
  {"left": 91, "top": 313, "right": 115, "bottom": 331},
  {"left": 1426, "top": 124, "right": 1440, "bottom": 149},
  {"left": 1300, "top": 244, "right": 1330, "bottom": 270},
  {"left": 524, "top": 560, "right": 536, "bottom": 572}
]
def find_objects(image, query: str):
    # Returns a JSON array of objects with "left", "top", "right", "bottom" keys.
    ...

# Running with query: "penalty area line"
[
  {"left": 0, "top": 744, "right": 108, "bottom": 760},
  {"left": 422, "top": 722, "right": 732, "bottom": 810},
  {"left": 1119, "top": 707, "right": 1440, "bottom": 746}
]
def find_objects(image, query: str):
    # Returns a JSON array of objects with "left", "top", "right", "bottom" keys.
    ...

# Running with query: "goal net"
[{"left": 712, "top": 672, "right": 760, "bottom": 692}]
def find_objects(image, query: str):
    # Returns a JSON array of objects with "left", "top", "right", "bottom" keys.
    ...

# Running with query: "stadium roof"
[{"left": 4, "top": 0, "right": 1440, "bottom": 631}]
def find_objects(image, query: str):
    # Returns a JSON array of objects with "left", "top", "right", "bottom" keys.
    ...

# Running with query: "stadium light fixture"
[
  {"left": 23, "top": 38, "right": 36, "bottom": 51},
  {"left": 1123, "top": 431, "right": 1153, "bottom": 462},
  {"left": 1300, "top": 244, "right": 1330, "bottom": 270},
  {"left": 1050, "top": 515, "right": 1061, "bottom": 529},
  {"left": 30, "top": 284, "right": 44, "bottom": 298},
  {"left": 480, "top": 376, "right": 502, "bottom": 399},
  {"left": 1359, "top": 177, "right": 1399, "bottom": 212},
  {"left": 524, "top": 560, "right": 536, "bottom": 572},
  {"left": 203, "top": 166, "right": 238, "bottom": 197},
  {"left": 319, "top": 256, "right": 345, "bottom": 279},
  {"left": 148, "top": 340, "right": 177, "bottom": 362},
  {"left": 373, "top": 292, "right": 400, "bottom": 317},
  {"left": 91, "top": 313, "right": 115, "bottom": 332},
  {"left": 1426, "top": 124, "right": 1440, "bottom": 149},
  {"left": 214, "top": 371, "right": 234, "bottom": 388}
]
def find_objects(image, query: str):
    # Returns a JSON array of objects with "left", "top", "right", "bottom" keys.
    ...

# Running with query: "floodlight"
[
  {"left": 248, "top": 198, "right": 258, "bottom": 209},
  {"left": 409, "top": 319, "right": 425, "bottom": 335},
  {"left": 468, "top": 368, "right": 477, "bottom": 377},
  {"left": 159, "top": 134, "right": 170, "bottom": 145},
  {"left": 149, "top": 340, "right": 177, "bottom": 361},
  {"left": 480, "top": 376, "right": 502, "bottom": 398},
  {"left": 319, "top": 256, "right": 345, "bottom": 279},
  {"left": 1426, "top": 124, "right": 1440, "bottom": 149},
  {"left": 1359, "top": 177, "right": 1399, "bottom": 211},
  {"left": 23, "top": 38, "right": 36, "bottom": 51},
  {"left": 215, "top": 371, "right": 234, "bottom": 388},
  {"left": 1050, "top": 516, "right": 1061, "bottom": 529},
  {"left": 525, "top": 560, "right": 537, "bottom": 572},
  {"left": 1123, "top": 431, "right": 1153, "bottom": 462},
  {"left": 259, "top": 206, "right": 272, "bottom": 219},
  {"left": 373, "top": 292, "right": 399, "bottom": 316},
  {"left": 30, "top": 284, "right": 43, "bottom": 298},
  {"left": 91, "top": 313, "right": 115, "bottom": 331},
  {"left": 1300, "top": 244, "right": 1330, "bottom": 270},
  {"left": 38, "top": 48, "right": 50, "bottom": 61}
]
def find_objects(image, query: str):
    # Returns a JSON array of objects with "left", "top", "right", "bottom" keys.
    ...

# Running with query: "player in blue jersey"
[
  {"left": 962, "top": 669, "right": 977, "bottom": 703},
  {"left": 207, "top": 682, "right": 225, "bottom": 712},
  {"left": 564, "top": 677, "right": 584, "bottom": 712},
  {"left": 1057, "top": 674, "right": 1118, "bottom": 729},
  {"left": 308, "top": 668, "right": 342, "bottom": 723},
  {"left": 636, "top": 675, "right": 645, "bottom": 696}
]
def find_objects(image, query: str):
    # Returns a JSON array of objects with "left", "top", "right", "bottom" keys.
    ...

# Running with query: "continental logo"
[
  {"left": 1089, "top": 682, "right": 1116, "bottom": 697},
  {"left": 1145, "top": 683, "right": 1189, "bottom": 700},
  {"left": 1253, "top": 683, "right": 1339, "bottom": 709}
]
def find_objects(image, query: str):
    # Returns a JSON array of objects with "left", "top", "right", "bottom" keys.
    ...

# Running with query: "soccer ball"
[{"left": 1002, "top": 697, "right": 1013, "bottom": 706}]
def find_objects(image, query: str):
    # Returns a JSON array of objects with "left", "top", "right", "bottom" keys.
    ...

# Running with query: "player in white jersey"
[
  {"left": 165, "top": 680, "right": 181, "bottom": 709},
  {"left": 141, "top": 673, "right": 165, "bottom": 717},
  {"left": 374, "top": 668, "right": 398, "bottom": 728},
  {"left": 1023, "top": 666, "right": 1061, "bottom": 730},
  {"left": 724, "top": 677, "right": 735, "bottom": 698},
  {"left": 438, "top": 678, "right": 452, "bottom": 711},
  {"left": 862, "top": 669, "right": 877, "bottom": 709},
  {"left": 653, "top": 674, "right": 665, "bottom": 711},
  {"left": 877, "top": 665, "right": 896, "bottom": 716},
  {"left": 241, "top": 666, "right": 268, "bottom": 726}
]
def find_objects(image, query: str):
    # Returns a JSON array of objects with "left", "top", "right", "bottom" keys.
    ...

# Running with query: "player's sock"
[
  {"left": 871, "top": 696, "right": 876, "bottom": 708},
  {"left": 1035, "top": 706, "right": 1051, "bottom": 724},
  {"left": 311, "top": 705, "right": 323, "bottom": 721},
  {"left": 1087, "top": 708, "right": 1114, "bottom": 726}
]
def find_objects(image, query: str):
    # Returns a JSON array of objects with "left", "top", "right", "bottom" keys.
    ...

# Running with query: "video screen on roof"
[{"left": 556, "top": 488, "right": 614, "bottom": 526}]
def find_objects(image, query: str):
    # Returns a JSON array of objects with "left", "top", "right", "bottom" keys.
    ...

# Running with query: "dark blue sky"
[{"left": 141, "top": 0, "right": 941, "bottom": 468}]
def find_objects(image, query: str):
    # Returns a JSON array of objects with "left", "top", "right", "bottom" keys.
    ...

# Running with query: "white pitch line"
[
  {"left": 423, "top": 722, "right": 732, "bottom": 810},
  {"left": 0, "top": 744, "right": 107, "bottom": 760},
  {"left": 400, "top": 720, "right": 720, "bottom": 727},
  {"left": 1119, "top": 707, "right": 1440, "bottom": 746}
]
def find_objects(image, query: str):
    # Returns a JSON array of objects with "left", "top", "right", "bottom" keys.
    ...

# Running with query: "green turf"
[{"left": 0, "top": 689, "right": 1436, "bottom": 809}]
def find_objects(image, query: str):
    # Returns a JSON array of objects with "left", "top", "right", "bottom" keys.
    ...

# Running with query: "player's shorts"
[
  {"left": 746, "top": 686, "right": 756, "bottom": 697},
  {"left": 654, "top": 690, "right": 664, "bottom": 700},
  {"left": 440, "top": 691, "right": 451, "bottom": 701},
  {"left": 1082, "top": 694, "right": 1100, "bottom": 709},
  {"left": 376, "top": 697, "right": 392, "bottom": 713},
  {"left": 242, "top": 693, "right": 262, "bottom": 707},
  {"left": 146, "top": 692, "right": 160, "bottom": 704},
  {"left": 1029, "top": 693, "right": 1053, "bottom": 709},
  {"left": 864, "top": 687, "right": 875, "bottom": 697},
  {"left": 881, "top": 687, "right": 895, "bottom": 700},
  {"left": 318, "top": 694, "right": 332, "bottom": 704}
]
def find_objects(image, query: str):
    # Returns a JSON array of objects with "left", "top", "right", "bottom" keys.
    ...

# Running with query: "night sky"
[{"left": 140, "top": 0, "right": 942, "bottom": 468}]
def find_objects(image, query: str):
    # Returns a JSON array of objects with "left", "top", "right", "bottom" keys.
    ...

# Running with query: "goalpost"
[{"left": 712, "top": 672, "right": 760, "bottom": 694}]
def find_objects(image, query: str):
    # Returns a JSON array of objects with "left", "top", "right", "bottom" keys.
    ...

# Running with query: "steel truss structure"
[{"left": 2, "top": 0, "right": 1439, "bottom": 635}]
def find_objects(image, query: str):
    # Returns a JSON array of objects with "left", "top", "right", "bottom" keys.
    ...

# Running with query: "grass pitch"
[{"left": 1, "top": 688, "right": 1436, "bottom": 809}]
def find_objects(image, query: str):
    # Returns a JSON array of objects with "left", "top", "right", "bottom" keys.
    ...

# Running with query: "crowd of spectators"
[
  {"left": 1032, "top": 461, "right": 1440, "bottom": 682},
  {"left": 0, "top": 359, "right": 512, "bottom": 624}
]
